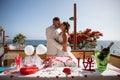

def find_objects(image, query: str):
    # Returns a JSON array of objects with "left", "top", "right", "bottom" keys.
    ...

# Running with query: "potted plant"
[{"left": 13, "top": 33, "right": 26, "bottom": 50}]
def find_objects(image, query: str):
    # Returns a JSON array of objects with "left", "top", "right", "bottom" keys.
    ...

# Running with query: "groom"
[{"left": 46, "top": 17, "right": 65, "bottom": 56}]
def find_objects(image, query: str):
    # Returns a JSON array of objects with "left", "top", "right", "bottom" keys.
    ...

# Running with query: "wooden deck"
[{"left": 109, "top": 54, "right": 120, "bottom": 68}]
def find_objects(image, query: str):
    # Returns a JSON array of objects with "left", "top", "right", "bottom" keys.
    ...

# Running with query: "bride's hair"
[{"left": 63, "top": 22, "right": 70, "bottom": 34}]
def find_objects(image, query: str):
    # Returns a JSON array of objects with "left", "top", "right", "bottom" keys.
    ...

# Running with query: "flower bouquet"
[{"left": 69, "top": 28, "right": 103, "bottom": 50}]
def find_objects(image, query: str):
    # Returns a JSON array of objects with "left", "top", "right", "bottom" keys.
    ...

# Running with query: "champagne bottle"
[{"left": 98, "top": 42, "right": 114, "bottom": 60}]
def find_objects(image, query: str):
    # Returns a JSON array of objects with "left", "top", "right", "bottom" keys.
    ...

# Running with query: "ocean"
[{"left": 6, "top": 40, "right": 120, "bottom": 56}]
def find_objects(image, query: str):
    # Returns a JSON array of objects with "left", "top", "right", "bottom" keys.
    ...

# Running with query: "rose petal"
[
  {"left": 117, "top": 74, "right": 120, "bottom": 77},
  {"left": 71, "top": 76, "right": 75, "bottom": 78},
  {"left": 84, "top": 75, "right": 87, "bottom": 78},
  {"left": 36, "top": 76, "right": 40, "bottom": 78},
  {"left": 58, "top": 74, "right": 61, "bottom": 75},
  {"left": 56, "top": 76, "right": 59, "bottom": 78},
  {"left": 4, "top": 71, "right": 9, "bottom": 74},
  {"left": 10, "top": 75, "right": 14, "bottom": 78}
]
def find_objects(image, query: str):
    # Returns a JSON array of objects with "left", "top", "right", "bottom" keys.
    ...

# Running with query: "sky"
[{"left": 0, "top": 0, "right": 120, "bottom": 40}]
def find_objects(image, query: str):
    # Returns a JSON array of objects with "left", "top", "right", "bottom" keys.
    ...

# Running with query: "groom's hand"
[{"left": 62, "top": 46, "right": 67, "bottom": 52}]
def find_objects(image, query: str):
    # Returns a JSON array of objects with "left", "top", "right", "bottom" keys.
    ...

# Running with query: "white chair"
[{"left": 1, "top": 53, "right": 19, "bottom": 66}]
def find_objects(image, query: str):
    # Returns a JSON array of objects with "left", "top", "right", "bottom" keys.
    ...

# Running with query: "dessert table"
[{"left": 0, "top": 63, "right": 120, "bottom": 80}]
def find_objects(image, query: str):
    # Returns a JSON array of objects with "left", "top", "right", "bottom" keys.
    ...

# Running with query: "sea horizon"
[{"left": 6, "top": 39, "right": 120, "bottom": 56}]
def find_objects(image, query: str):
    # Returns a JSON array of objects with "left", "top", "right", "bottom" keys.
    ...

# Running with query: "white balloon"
[
  {"left": 0, "top": 47, "right": 4, "bottom": 56},
  {"left": 36, "top": 44, "right": 47, "bottom": 54},
  {"left": 24, "top": 45, "right": 34, "bottom": 56}
]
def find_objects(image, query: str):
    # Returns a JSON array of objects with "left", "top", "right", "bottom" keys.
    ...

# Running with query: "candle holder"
[
  {"left": 86, "top": 56, "right": 95, "bottom": 71},
  {"left": 82, "top": 52, "right": 95, "bottom": 71}
]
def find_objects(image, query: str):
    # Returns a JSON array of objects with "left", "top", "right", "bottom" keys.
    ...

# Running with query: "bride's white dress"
[{"left": 56, "top": 33, "right": 77, "bottom": 63}]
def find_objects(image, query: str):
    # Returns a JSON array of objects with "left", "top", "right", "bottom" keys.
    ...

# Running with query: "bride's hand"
[{"left": 62, "top": 43, "right": 67, "bottom": 47}]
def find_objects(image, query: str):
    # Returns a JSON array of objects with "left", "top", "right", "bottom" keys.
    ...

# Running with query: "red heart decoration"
[{"left": 20, "top": 66, "right": 39, "bottom": 75}]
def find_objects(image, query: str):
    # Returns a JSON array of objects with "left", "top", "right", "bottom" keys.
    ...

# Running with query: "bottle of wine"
[{"left": 98, "top": 42, "right": 114, "bottom": 61}]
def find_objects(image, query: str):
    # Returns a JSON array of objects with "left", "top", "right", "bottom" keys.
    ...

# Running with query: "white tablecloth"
[{"left": 0, "top": 63, "right": 120, "bottom": 80}]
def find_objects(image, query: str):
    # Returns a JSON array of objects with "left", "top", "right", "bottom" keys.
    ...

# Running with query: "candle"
[
  {"left": 83, "top": 52, "right": 85, "bottom": 62},
  {"left": 77, "top": 58, "right": 80, "bottom": 67},
  {"left": 15, "top": 56, "right": 22, "bottom": 70}
]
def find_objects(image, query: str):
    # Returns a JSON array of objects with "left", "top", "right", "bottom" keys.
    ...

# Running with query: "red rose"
[
  {"left": 10, "top": 75, "right": 14, "bottom": 78},
  {"left": 63, "top": 68, "right": 71, "bottom": 75},
  {"left": 70, "top": 33, "right": 74, "bottom": 38},
  {"left": 36, "top": 76, "right": 40, "bottom": 78}
]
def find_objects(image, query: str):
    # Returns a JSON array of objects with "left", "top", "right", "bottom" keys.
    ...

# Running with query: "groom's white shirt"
[{"left": 46, "top": 25, "right": 63, "bottom": 55}]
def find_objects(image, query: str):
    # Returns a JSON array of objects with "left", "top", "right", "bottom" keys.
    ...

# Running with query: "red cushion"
[{"left": 20, "top": 66, "right": 39, "bottom": 75}]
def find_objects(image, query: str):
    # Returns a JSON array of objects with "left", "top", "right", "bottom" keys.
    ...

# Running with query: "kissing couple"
[{"left": 46, "top": 17, "right": 76, "bottom": 61}]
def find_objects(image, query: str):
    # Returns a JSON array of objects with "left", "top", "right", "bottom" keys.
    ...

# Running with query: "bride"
[{"left": 56, "top": 22, "right": 77, "bottom": 62}]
